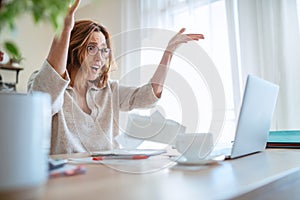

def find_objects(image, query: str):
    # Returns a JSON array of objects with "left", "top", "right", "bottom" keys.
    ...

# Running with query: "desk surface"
[{"left": 44, "top": 149, "right": 300, "bottom": 200}]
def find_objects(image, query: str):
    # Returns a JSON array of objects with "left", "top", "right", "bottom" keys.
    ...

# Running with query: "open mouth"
[{"left": 91, "top": 65, "right": 100, "bottom": 73}]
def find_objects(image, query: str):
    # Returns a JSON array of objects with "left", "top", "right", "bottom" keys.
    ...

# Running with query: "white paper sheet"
[{"left": 116, "top": 111, "right": 186, "bottom": 148}]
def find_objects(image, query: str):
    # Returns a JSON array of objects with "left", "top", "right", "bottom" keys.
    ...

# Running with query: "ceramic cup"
[
  {"left": 0, "top": 92, "right": 51, "bottom": 199},
  {"left": 175, "top": 133, "right": 214, "bottom": 161}
]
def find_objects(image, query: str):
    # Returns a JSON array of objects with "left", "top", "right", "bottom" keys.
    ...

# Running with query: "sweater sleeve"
[
  {"left": 117, "top": 82, "right": 160, "bottom": 111},
  {"left": 27, "top": 60, "right": 70, "bottom": 115}
]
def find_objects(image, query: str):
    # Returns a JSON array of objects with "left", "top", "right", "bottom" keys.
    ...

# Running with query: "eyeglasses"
[{"left": 87, "top": 44, "right": 110, "bottom": 58}]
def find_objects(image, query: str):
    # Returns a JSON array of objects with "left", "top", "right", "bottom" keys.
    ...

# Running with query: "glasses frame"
[{"left": 87, "top": 44, "right": 111, "bottom": 59}]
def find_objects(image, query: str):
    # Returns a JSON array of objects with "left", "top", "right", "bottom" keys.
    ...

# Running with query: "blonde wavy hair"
[{"left": 67, "top": 20, "right": 113, "bottom": 89}]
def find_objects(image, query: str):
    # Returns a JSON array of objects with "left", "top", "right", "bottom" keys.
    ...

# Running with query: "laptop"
[{"left": 212, "top": 74, "right": 279, "bottom": 159}]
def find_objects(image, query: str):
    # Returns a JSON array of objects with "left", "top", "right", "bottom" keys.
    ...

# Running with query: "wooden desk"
[{"left": 44, "top": 149, "right": 300, "bottom": 200}]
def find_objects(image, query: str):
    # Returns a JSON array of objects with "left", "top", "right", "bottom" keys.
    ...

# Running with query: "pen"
[{"left": 92, "top": 155, "right": 149, "bottom": 161}]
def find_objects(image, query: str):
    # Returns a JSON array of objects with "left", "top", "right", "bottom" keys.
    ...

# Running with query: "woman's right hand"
[
  {"left": 47, "top": 0, "right": 81, "bottom": 77},
  {"left": 64, "top": 0, "right": 81, "bottom": 31}
]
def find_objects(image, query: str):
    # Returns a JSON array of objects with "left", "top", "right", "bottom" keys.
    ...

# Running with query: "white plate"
[{"left": 172, "top": 154, "right": 225, "bottom": 165}]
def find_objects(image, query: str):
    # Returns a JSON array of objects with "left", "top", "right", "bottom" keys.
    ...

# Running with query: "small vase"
[{"left": 11, "top": 62, "right": 20, "bottom": 67}]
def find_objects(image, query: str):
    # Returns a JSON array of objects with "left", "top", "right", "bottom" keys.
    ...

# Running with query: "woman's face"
[{"left": 83, "top": 31, "right": 109, "bottom": 81}]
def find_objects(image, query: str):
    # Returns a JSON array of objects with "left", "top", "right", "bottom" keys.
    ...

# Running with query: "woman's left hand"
[{"left": 166, "top": 28, "right": 204, "bottom": 53}]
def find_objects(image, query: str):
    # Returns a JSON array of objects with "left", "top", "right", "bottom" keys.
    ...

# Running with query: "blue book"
[{"left": 267, "top": 130, "right": 300, "bottom": 148}]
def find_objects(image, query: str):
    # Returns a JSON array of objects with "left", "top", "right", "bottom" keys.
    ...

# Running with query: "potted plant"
[
  {"left": 3, "top": 41, "right": 23, "bottom": 67},
  {"left": 0, "top": 0, "right": 74, "bottom": 67},
  {"left": 0, "top": 0, "right": 72, "bottom": 32}
]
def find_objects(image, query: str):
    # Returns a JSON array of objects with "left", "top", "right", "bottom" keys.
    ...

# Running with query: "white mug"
[
  {"left": 0, "top": 92, "right": 51, "bottom": 199},
  {"left": 175, "top": 133, "right": 214, "bottom": 161}
]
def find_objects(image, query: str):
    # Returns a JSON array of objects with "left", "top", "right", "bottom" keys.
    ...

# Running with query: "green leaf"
[
  {"left": 0, "top": 0, "right": 73, "bottom": 33},
  {"left": 3, "top": 41, "right": 21, "bottom": 59}
]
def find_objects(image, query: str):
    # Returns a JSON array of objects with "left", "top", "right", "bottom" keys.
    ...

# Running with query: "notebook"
[
  {"left": 267, "top": 130, "right": 300, "bottom": 148},
  {"left": 212, "top": 75, "right": 279, "bottom": 159}
]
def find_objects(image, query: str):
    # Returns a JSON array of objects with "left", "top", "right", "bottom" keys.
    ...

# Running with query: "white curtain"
[
  {"left": 232, "top": 0, "right": 300, "bottom": 130},
  {"left": 141, "top": 0, "right": 238, "bottom": 143},
  {"left": 136, "top": 0, "right": 300, "bottom": 143}
]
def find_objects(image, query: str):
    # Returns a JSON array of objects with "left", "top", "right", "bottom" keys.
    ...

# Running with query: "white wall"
[
  {"left": 0, "top": 14, "right": 54, "bottom": 93},
  {"left": 0, "top": 0, "right": 127, "bottom": 93}
]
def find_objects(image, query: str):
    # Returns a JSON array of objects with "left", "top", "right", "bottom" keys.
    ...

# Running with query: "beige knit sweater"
[{"left": 28, "top": 61, "right": 159, "bottom": 155}]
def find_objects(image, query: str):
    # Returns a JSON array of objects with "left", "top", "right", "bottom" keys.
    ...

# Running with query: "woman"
[{"left": 28, "top": 0, "right": 204, "bottom": 154}]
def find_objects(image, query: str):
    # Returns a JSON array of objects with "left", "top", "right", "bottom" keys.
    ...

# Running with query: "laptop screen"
[{"left": 230, "top": 75, "right": 279, "bottom": 159}]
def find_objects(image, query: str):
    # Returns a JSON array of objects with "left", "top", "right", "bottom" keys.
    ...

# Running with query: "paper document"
[
  {"left": 115, "top": 133, "right": 144, "bottom": 149},
  {"left": 91, "top": 149, "right": 166, "bottom": 157},
  {"left": 117, "top": 111, "right": 186, "bottom": 148}
]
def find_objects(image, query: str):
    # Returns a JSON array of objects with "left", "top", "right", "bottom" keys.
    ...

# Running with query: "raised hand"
[
  {"left": 166, "top": 28, "right": 204, "bottom": 53},
  {"left": 64, "top": 0, "right": 81, "bottom": 31},
  {"left": 151, "top": 28, "right": 204, "bottom": 98},
  {"left": 47, "top": 0, "right": 81, "bottom": 77}
]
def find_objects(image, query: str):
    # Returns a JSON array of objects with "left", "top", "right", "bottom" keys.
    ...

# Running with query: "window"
[{"left": 139, "top": 0, "right": 237, "bottom": 145}]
